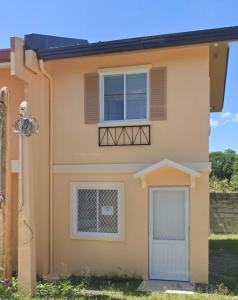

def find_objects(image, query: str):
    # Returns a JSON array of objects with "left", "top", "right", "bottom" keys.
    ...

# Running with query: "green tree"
[
  {"left": 223, "top": 149, "right": 237, "bottom": 180},
  {"left": 210, "top": 176, "right": 232, "bottom": 192},
  {"left": 209, "top": 149, "right": 238, "bottom": 192},
  {"left": 230, "top": 175, "right": 238, "bottom": 191},
  {"left": 232, "top": 156, "right": 238, "bottom": 176},
  {"left": 209, "top": 149, "right": 237, "bottom": 180},
  {"left": 230, "top": 156, "right": 238, "bottom": 191},
  {"left": 209, "top": 151, "right": 226, "bottom": 179}
]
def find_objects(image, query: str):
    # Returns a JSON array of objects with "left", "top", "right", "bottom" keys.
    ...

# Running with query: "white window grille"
[{"left": 71, "top": 182, "right": 124, "bottom": 240}]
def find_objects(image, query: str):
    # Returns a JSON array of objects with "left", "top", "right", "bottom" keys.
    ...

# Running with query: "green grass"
[
  {"left": 1, "top": 275, "right": 237, "bottom": 299},
  {"left": 209, "top": 234, "right": 238, "bottom": 256},
  {"left": 1, "top": 276, "right": 237, "bottom": 300},
  {"left": 209, "top": 234, "right": 238, "bottom": 295},
  {"left": 1, "top": 234, "right": 238, "bottom": 299}
]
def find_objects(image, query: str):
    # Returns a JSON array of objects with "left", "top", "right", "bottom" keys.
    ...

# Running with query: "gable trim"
[
  {"left": 133, "top": 159, "right": 202, "bottom": 189},
  {"left": 134, "top": 159, "right": 201, "bottom": 178}
]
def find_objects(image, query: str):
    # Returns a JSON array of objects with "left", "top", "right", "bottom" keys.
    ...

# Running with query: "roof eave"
[
  {"left": 210, "top": 43, "right": 229, "bottom": 112},
  {"left": 37, "top": 26, "right": 238, "bottom": 61}
]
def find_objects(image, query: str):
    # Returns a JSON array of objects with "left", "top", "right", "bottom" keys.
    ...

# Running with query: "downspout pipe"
[{"left": 39, "top": 59, "right": 54, "bottom": 274}]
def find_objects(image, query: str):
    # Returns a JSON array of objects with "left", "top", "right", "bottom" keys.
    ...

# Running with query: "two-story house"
[{"left": 0, "top": 26, "right": 237, "bottom": 289}]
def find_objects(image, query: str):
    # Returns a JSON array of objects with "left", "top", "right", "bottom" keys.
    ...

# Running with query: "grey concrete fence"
[{"left": 210, "top": 192, "right": 238, "bottom": 233}]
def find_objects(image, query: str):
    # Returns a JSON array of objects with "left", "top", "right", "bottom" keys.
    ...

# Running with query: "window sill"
[
  {"left": 98, "top": 120, "right": 151, "bottom": 128},
  {"left": 70, "top": 232, "right": 124, "bottom": 241}
]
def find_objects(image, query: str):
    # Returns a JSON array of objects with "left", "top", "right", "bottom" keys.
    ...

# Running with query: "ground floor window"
[{"left": 71, "top": 182, "right": 124, "bottom": 240}]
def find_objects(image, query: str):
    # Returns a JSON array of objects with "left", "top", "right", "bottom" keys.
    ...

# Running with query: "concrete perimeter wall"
[{"left": 210, "top": 192, "right": 238, "bottom": 233}]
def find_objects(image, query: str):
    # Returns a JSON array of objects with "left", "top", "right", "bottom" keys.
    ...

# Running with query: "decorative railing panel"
[{"left": 98, "top": 125, "right": 151, "bottom": 146}]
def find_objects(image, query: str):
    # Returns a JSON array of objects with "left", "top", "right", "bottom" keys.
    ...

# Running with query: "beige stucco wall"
[
  {"left": 0, "top": 65, "right": 50, "bottom": 275},
  {"left": 22, "top": 75, "right": 50, "bottom": 276},
  {"left": 47, "top": 45, "right": 210, "bottom": 164},
  {"left": 2, "top": 42, "right": 210, "bottom": 283},
  {"left": 12, "top": 173, "right": 18, "bottom": 270},
  {"left": 47, "top": 45, "right": 210, "bottom": 282},
  {"left": 53, "top": 168, "right": 209, "bottom": 283}
]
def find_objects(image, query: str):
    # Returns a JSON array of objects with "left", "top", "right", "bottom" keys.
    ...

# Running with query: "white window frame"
[
  {"left": 70, "top": 181, "right": 124, "bottom": 241},
  {"left": 98, "top": 65, "right": 150, "bottom": 124}
]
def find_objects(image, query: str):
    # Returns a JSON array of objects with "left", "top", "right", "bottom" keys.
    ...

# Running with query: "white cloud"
[
  {"left": 210, "top": 118, "right": 219, "bottom": 127},
  {"left": 221, "top": 112, "right": 232, "bottom": 121},
  {"left": 232, "top": 114, "right": 238, "bottom": 123},
  {"left": 221, "top": 112, "right": 232, "bottom": 124},
  {"left": 210, "top": 112, "right": 238, "bottom": 128}
]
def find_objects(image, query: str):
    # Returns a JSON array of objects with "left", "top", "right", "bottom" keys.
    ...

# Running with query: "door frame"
[{"left": 148, "top": 186, "right": 190, "bottom": 281}]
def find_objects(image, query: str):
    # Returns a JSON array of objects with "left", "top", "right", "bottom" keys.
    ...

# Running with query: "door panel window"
[{"left": 153, "top": 191, "right": 185, "bottom": 240}]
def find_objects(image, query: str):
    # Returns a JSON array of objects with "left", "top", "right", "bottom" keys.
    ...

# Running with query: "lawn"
[
  {"left": 209, "top": 234, "right": 238, "bottom": 256},
  {"left": 1, "top": 234, "right": 238, "bottom": 299},
  {"left": 209, "top": 234, "right": 238, "bottom": 295},
  {"left": 1, "top": 277, "right": 236, "bottom": 300}
]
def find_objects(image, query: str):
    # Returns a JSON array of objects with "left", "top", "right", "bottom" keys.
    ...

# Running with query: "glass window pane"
[
  {"left": 77, "top": 189, "right": 97, "bottom": 232},
  {"left": 126, "top": 94, "right": 147, "bottom": 119},
  {"left": 126, "top": 73, "right": 147, "bottom": 94},
  {"left": 104, "top": 75, "right": 124, "bottom": 121},
  {"left": 153, "top": 191, "right": 185, "bottom": 240},
  {"left": 126, "top": 73, "right": 147, "bottom": 120}
]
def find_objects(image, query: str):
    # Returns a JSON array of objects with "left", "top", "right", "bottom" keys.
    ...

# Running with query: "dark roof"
[
  {"left": 37, "top": 26, "right": 238, "bottom": 61},
  {"left": 24, "top": 33, "right": 88, "bottom": 51},
  {"left": 0, "top": 48, "right": 10, "bottom": 63}
]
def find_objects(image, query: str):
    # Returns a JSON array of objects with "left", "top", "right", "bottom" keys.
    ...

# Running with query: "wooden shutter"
[
  {"left": 150, "top": 67, "right": 167, "bottom": 120},
  {"left": 84, "top": 73, "right": 99, "bottom": 124}
]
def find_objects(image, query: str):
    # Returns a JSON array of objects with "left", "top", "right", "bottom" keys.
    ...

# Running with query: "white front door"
[{"left": 149, "top": 187, "right": 189, "bottom": 281}]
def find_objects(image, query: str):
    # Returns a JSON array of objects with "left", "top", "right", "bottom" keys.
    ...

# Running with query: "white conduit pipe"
[{"left": 39, "top": 60, "right": 54, "bottom": 274}]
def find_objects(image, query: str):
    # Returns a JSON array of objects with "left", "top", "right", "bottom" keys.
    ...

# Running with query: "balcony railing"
[{"left": 98, "top": 125, "right": 151, "bottom": 147}]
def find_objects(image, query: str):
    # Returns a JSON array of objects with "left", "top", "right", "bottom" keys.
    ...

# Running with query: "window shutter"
[
  {"left": 84, "top": 73, "right": 99, "bottom": 124},
  {"left": 150, "top": 67, "right": 167, "bottom": 120}
]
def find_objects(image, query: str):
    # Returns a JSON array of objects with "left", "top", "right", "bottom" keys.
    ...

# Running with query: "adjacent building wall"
[
  {"left": 0, "top": 64, "right": 50, "bottom": 276},
  {"left": 11, "top": 173, "right": 18, "bottom": 270},
  {"left": 0, "top": 67, "right": 24, "bottom": 160},
  {"left": 0, "top": 67, "right": 24, "bottom": 271},
  {"left": 17, "top": 74, "right": 50, "bottom": 276},
  {"left": 8, "top": 36, "right": 51, "bottom": 279}
]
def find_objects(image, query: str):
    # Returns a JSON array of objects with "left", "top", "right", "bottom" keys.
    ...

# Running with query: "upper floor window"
[
  {"left": 100, "top": 68, "right": 149, "bottom": 122},
  {"left": 84, "top": 65, "right": 166, "bottom": 125}
]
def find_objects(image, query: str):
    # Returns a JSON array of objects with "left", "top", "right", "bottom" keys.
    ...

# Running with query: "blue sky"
[{"left": 0, "top": 0, "right": 237, "bottom": 152}]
